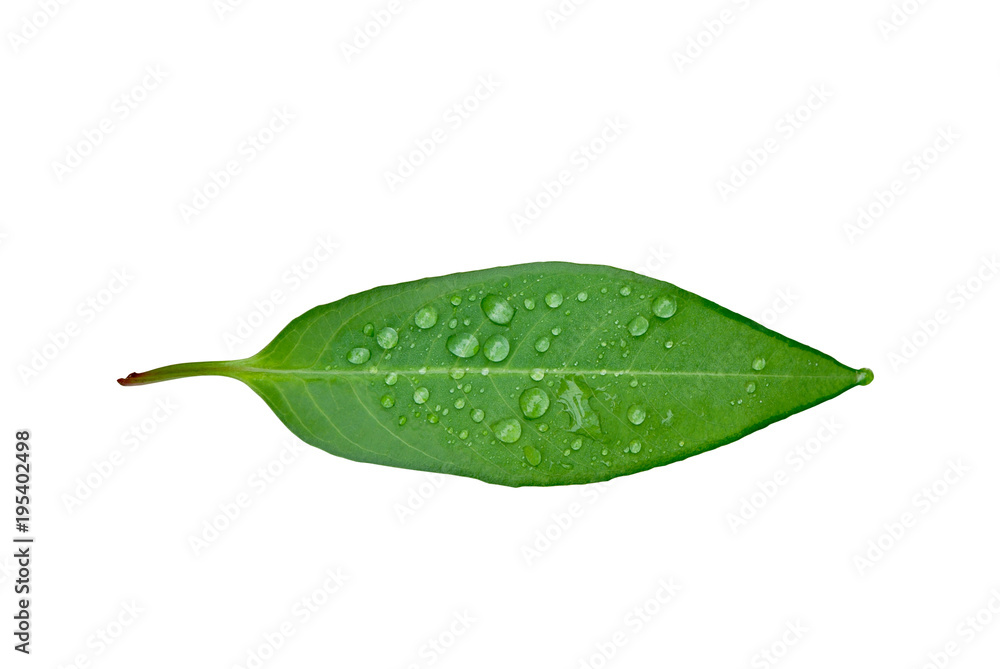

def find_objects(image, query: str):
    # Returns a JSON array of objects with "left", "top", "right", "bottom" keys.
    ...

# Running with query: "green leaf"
[{"left": 119, "top": 262, "right": 872, "bottom": 487}]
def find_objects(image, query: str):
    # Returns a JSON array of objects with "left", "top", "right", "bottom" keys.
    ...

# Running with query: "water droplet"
[
  {"left": 347, "top": 347, "right": 371, "bottom": 364},
  {"left": 563, "top": 449, "right": 571, "bottom": 456},
  {"left": 629, "top": 379, "right": 638, "bottom": 388},
  {"left": 577, "top": 292, "right": 588, "bottom": 302},
  {"left": 362, "top": 323, "right": 374, "bottom": 336},
  {"left": 523, "top": 444, "right": 541, "bottom": 466},
  {"left": 551, "top": 327, "right": 562, "bottom": 336},
  {"left": 481, "top": 294, "right": 515, "bottom": 325},
  {"left": 471, "top": 408, "right": 485, "bottom": 423},
  {"left": 524, "top": 298, "right": 536, "bottom": 311},
  {"left": 535, "top": 336, "right": 551, "bottom": 352},
  {"left": 454, "top": 397, "right": 466, "bottom": 409},
  {"left": 450, "top": 295, "right": 462, "bottom": 306},
  {"left": 446, "top": 333, "right": 480, "bottom": 358},
  {"left": 385, "top": 372, "right": 398, "bottom": 385},
  {"left": 380, "top": 395, "right": 395, "bottom": 408},
  {"left": 652, "top": 295, "right": 677, "bottom": 319},
  {"left": 545, "top": 292, "right": 563, "bottom": 308},
  {"left": 519, "top": 388, "right": 550, "bottom": 419},
  {"left": 414, "top": 305, "right": 438, "bottom": 329},
  {"left": 448, "top": 318, "right": 458, "bottom": 329},
  {"left": 459, "top": 429, "right": 469, "bottom": 439},
  {"left": 483, "top": 334, "right": 510, "bottom": 362},
  {"left": 752, "top": 357, "right": 766, "bottom": 371},
  {"left": 745, "top": 381, "right": 756, "bottom": 393},
  {"left": 450, "top": 368, "right": 466, "bottom": 380},
  {"left": 398, "top": 416, "right": 407, "bottom": 426},
  {"left": 530, "top": 368, "right": 545, "bottom": 381},
  {"left": 570, "top": 437, "right": 583, "bottom": 451},
  {"left": 628, "top": 316, "right": 649, "bottom": 336},
  {"left": 629, "top": 439, "right": 642, "bottom": 453},
  {"left": 376, "top": 327, "right": 398, "bottom": 349},
  {"left": 413, "top": 387, "right": 429, "bottom": 404},
  {"left": 462, "top": 383, "right": 472, "bottom": 393},
  {"left": 493, "top": 418, "right": 522, "bottom": 443},
  {"left": 627, "top": 405, "right": 646, "bottom": 425},
  {"left": 664, "top": 340, "right": 674, "bottom": 349},
  {"left": 537, "top": 423, "right": 548, "bottom": 432},
  {"left": 619, "top": 286, "right": 631, "bottom": 296},
  {"left": 428, "top": 414, "right": 439, "bottom": 424}
]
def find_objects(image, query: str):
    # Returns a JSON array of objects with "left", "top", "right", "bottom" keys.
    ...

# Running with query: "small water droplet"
[
  {"left": 471, "top": 408, "right": 485, "bottom": 423},
  {"left": 462, "top": 383, "right": 472, "bottom": 393},
  {"left": 577, "top": 292, "right": 588, "bottom": 302},
  {"left": 459, "top": 429, "right": 469, "bottom": 439},
  {"left": 746, "top": 381, "right": 756, "bottom": 393},
  {"left": 447, "top": 333, "right": 480, "bottom": 358},
  {"left": 538, "top": 423, "right": 548, "bottom": 432},
  {"left": 519, "top": 388, "right": 550, "bottom": 419},
  {"left": 571, "top": 437, "right": 583, "bottom": 450},
  {"left": 363, "top": 323, "right": 374, "bottom": 336},
  {"left": 524, "top": 298, "right": 536, "bottom": 310},
  {"left": 376, "top": 327, "right": 398, "bottom": 349},
  {"left": 448, "top": 318, "right": 458, "bottom": 329},
  {"left": 627, "top": 405, "right": 646, "bottom": 425},
  {"left": 380, "top": 395, "right": 395, "bottom": 408},
  {"left": 493, "top": 418, "right": 522, "bottom": 443},
  {"left": 652, "top": 295, "right": 677, "bottom": 319},
  {"left": 450, "top": 295, "right": 462, "bottom": 306},
  {"left": 347, "top": 347, "right": 370, "bottom": 364},
  {"left": 752, "top": 357, "right": 766, "bottom": 371},
  {"left": 398, "top": 416, "right": 407, "bottom": 426},
  {"left": 551, "top": 327, "right": 562, "bottom": 336},
  {"left": 530, "top": 368, "right": 545, "bottom": 381},
  {"left": 664, "top": 340, "right": 674, "bottom": 349},
  {"left": 619, "top": 286, "right": 632, "bottom": 296},
  {"left": 481, "top": 294, "right": 516, "bottom": 326},
  {"left": 629, "top": 439, "right": 642, "bottom": 453},
  {"left": 450, "top": 368, "right": 466, "bottom": 380},
  {"left": 535, "top": 336, "right": 551, "bottom": 352},
  {"left": 385, "top": 372, "right": 398, "bottom": 385},
  {"left": 454, "top": 398, "right": 466, "bottom": 409},
  {"left": 523, "top": 444, "right": 541, "bottom": 466},
  {"left": 414, "top": 305, "right": 438, "bottom": 329},
  {"left": 413, "top": 387, "right": 429, "bottom": 404},
  {"left": 483, "top": 334, "right": 510, "bottom": 362},
  {"left": 628, "top": 316, "right": 649, "bottom": 336},
  {"left": 428, "top": 414, "right": 439, "bottom": 424},
  {"left": 545, "top": 292, "right": 563, "bottom": 308}
]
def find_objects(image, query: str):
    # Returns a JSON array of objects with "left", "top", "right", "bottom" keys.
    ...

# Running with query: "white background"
[{"left": 2, "top": 1, "right": 999, "bottom": 667}]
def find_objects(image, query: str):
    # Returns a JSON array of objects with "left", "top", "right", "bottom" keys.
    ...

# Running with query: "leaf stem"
[{"left": 117, "top": 360, "right": 241, "bottom": 386}]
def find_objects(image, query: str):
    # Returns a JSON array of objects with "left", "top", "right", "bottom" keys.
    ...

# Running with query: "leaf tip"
[{"left": 856, "top": 367, "right": 874, "bottom": 386}]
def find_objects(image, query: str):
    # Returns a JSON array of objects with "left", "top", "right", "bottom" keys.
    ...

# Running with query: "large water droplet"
[
  {"left": 414, "top": 305, "right": 438, "bottom": 329},
  {"left": 523, "top": 444, "right": 541, "bottom": 466},
  {"left": 447, "top": 333, "right": 480, "bottom": 358},
  {"left": 471, "top": 408, "right": 485, "bottom": 423},
  {"left": 483, "top": 334, "right": 510, "bottom": 362},
  {"left": 376, "top": 327, "right": 398, "bottom": 349},
  {"left": 545, "top": 292, "right": 563, "bottom": 308},
  {"left": 381, "top": 395, "right": 395, "bottom": 408},
  {"left": 652, "top": 295, "right": 677, "bottom": 319},
  {"left": 628, "top": 316, "right": 649, "bottom": 336},
  {"left": 535, "top": 336, "right": 551, "bottom": 352},
  {"left": 481, "top": 294, "right": 515, "bottom": 325},
  {"left": 519, "top": 388, "right": 550, "bottom": 419},
  {"left": 347, "top": 347, "right": 371, "bottom": 364},
  {"left": 492, "top": 418, "right": 522, "bottom": 443},
  {"left": 752, "top": 357, "right": 766, "bottom": 371},
  {"left": 627, "top": 404, "right": 646, "bottom": 425},
  {"left": 413, "top": 387, "right": 429, "bottom": 404}
]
